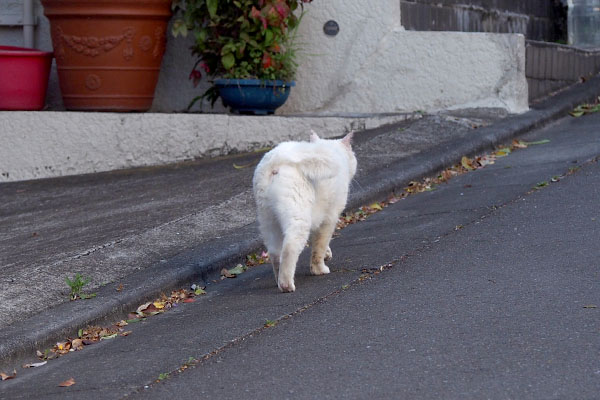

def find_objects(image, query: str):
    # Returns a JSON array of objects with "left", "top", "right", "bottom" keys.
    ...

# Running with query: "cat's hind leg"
[
  {"left": 310, "top": 221, "right": 336, "bottom": 275},
  {"left": 325, "top": 246, "right": 333, "bottom": 261},
  {"left": 278, "top": 223, "right": 310, "bottom": 292},
  {"left": 259, "top": 217, "right": 283, "bottom": 285}
]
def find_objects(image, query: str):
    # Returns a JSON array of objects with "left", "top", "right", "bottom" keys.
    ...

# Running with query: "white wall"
[{"left": 280, "top": 0, "right": 528, "bottom": 114}]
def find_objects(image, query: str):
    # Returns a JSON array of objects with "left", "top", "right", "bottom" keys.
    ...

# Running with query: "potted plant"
[
  {"left": 171, "top": 0, "right": 313, "bottom": 115},
  {"left": 0, "top": 46, "right": 53, "bottom": 111},
  {"left": 41, "top": 0, "right": 173, "bottom": 112}
]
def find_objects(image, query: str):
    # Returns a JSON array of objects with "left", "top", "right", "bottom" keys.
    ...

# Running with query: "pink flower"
[
  {"left": 274, "top": 2, "right": 289, "bottom": 18},
  {"left": 262, "top": 52, "right": 272, "bottom": 69},
  {"left": 199, "top": 62, "right": 210, "bottom": 73},
  {"left": 250, "top": 6, "right": 268, "bottom": 29},
  {"left": 189, "top": 69, "right": 202, "bottom": 87},
  {"left": 270, "top": 42, "right": 281, "bottom": 52}
]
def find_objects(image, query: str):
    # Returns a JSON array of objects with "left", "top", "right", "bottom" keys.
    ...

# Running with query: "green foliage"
[
  {"left": 65, "top": 273, "right": 93, "bottom": 300},
  {"left": 158, "top": 372, "right": 169, "bottom": 381},
  {"left": 264, "top": 319, "right": 277, "bottom": 327},
  {"left": 171, "top": 0, "right": 313, "bottom": 108}
]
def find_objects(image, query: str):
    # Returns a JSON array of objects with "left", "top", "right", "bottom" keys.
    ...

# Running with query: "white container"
[{"left": 568, "top": 0, "right": 600, "bottom": 48}]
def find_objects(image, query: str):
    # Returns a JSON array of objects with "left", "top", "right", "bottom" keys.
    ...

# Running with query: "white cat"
[{"left": 253, "top": 131, "right": 357, "bottom": 292}]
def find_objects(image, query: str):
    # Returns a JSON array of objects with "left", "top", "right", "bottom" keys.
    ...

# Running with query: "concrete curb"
[{"left": 1, "top": 76, "right": 598, "bottom": 369}]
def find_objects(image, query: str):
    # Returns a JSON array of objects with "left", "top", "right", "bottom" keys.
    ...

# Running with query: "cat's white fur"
[{"left": 253, "top": 131, "right": 357, "bottom": 292}]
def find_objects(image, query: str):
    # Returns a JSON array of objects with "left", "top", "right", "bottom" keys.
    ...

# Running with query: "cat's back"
[
  {"left": 253, "top": 141, "right": 315, "bottom": 178},
  {"left": 253, "top": 141, "right": 304, "bottom": 192},
  {"left": 253, "top": 138, "right": 349, "bottom": 196}
]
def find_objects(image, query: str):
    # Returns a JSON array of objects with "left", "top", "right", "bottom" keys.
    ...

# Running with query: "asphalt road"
[{"left": 1, "top": 111, "right": 599, "bottom": 399}]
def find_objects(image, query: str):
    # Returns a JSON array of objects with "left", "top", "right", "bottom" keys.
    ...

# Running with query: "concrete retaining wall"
[
  {"left": 280, "top": 0, "right": 528, "bottom": 114},
  {"left": 282, "top": 28, "right": 529, "bottom": 114},
  {"left": 0, "top": 112, "right": 413, "bottom": 182}
]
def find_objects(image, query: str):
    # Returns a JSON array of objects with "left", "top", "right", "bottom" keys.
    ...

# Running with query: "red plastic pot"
[{"left": 0, "top": 46, "right": 53, "bottom": 111}]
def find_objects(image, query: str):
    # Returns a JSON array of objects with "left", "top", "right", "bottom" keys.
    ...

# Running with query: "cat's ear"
[
  {"left": 310, "top": 130, "right": 320, "bottom": 143},
  {"left": 341, "top": 131, "right": 354, "bottom": 148}
]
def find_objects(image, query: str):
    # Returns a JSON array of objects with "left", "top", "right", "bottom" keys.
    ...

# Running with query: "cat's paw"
[
  {"left": 311, "top": 263, "right": 330, "bottom": 275},
  {"left": 324, "top": 246, "right": 333, "bottom": 261},
  {"left": 278, "top": 278, "right": 296, "bottom": 293}
]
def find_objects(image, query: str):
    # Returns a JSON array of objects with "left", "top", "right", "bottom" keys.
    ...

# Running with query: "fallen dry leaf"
[
  {"left": 115, "top": 320, "right": 128, "bottom": 328},
  {"left": 494, "top": 147, "right": 511, "bottom": 157},
  {"left": 512, "top": 139, "right": 528, "bottom": 149},
  {"left": 55, "top": 341, "right": 71, "bottom": 355},
  {"left": 524, "top": 139, "right": 550, "bottom": 146},
  {"left": 100, "top": 333, "right": 118, "bottom": 340},
  {"left": 370, "top": 202, "right": 383, "bottom": 211},
  {"left": 570, "top": 98, "right": 600, "bottom": 117},
  {"left": 0, "top": 370, "right": 16, "bottom": 380},
  {"left": 71, "top": 339, "right": 84, "bottom": 351},
  {"left": 23, "top": 361, "right": 47, "bottom": 368},
  {"left": 136, "top": 302, "right": 152, "bottom": 315},
  {"left": 221, "top": 268, "right": 236, "bottom": 278},
  {"left": 233, "top": 161, "right": 257, "bottom": 170},
  {"left": 461, "top": 156, "right": 475, "bottom": 170},
  {"left": 152, "top": 301, "right": 165, "bottom": 309},
  {"left": 387, "top": 194, "right": 404, "bottom": 204},
  {"left": 59, "top": 377, "right": 76, "bottom": 387},
  {"left": 194, "top": 287, "right": 206, "bottom": 295},
  {"left": 228, "top": 264, "right": 247, "bottom": 275},
  {"left": 245, "top": 252, "right": 269, "bottom": 267},
  {"left": 477, "top": 155, "right": 496, "bottom": 167}
]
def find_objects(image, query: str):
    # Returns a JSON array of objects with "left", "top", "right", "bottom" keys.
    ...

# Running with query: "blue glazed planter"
[{"left": 214, "top": 79, "right": 295, "bottom": 115}]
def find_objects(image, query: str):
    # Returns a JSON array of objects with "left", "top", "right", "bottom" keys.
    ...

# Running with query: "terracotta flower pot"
[{"left": 41, "top": 0, "right": 172, "bottom": 112}]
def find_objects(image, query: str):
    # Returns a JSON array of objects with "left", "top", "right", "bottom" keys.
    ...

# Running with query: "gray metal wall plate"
[{"left": 323, "top": 20, "right": 339, "bottom": 36}]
